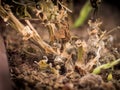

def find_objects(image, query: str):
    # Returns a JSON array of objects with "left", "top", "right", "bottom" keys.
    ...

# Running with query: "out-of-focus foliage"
[{"left": 73, "top": 0, "right": 92, "bottom": 28}]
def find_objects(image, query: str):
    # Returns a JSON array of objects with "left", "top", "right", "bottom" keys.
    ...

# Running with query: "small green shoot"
[
  {"left": 107, "top": 72, "right": 113, "bottom": 81},
  {"left": 92, "top": 58, "right": 120, "bottom": 74}
]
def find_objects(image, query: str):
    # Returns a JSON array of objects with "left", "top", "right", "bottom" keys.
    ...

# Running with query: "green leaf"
[{"left": 73, "top": 0, "right": 92, "bottom": 28}]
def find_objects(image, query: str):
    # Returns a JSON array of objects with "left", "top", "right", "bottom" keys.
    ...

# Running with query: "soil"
[{"left": 0, "top": 1, "right": 120, "bottom": 90}]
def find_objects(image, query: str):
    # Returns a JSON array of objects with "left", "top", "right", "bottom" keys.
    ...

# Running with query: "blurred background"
[
  {"left": 71, "top": 0, "right": 120, "bottom": 50},
  {"left": 1, "top": 0, "right": 120, "bottom": 49}
]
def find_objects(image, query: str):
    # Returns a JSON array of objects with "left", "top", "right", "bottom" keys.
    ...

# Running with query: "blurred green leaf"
[{"left": 73, "top": 0, "right": 92, "bottom": 28}]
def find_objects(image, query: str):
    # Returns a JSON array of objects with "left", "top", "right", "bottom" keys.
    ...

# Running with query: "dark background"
[{"left": 73, "top": 0, "right": 120, "bottom": 10}]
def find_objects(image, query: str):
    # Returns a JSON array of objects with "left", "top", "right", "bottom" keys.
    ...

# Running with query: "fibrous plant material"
[
  {"left": 0, "top": 5, "right": 57, "bottom": 54},
  {"left": 0, "top": 0, "right": 72, "bottom": 55},
  {"left": 1, "top": 0, "right": 120, "bottom": 90}
]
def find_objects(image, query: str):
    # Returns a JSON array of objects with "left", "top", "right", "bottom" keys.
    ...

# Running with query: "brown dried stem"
[{"left": 0, "top": 5, "right": 57, "bottom": 55}]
